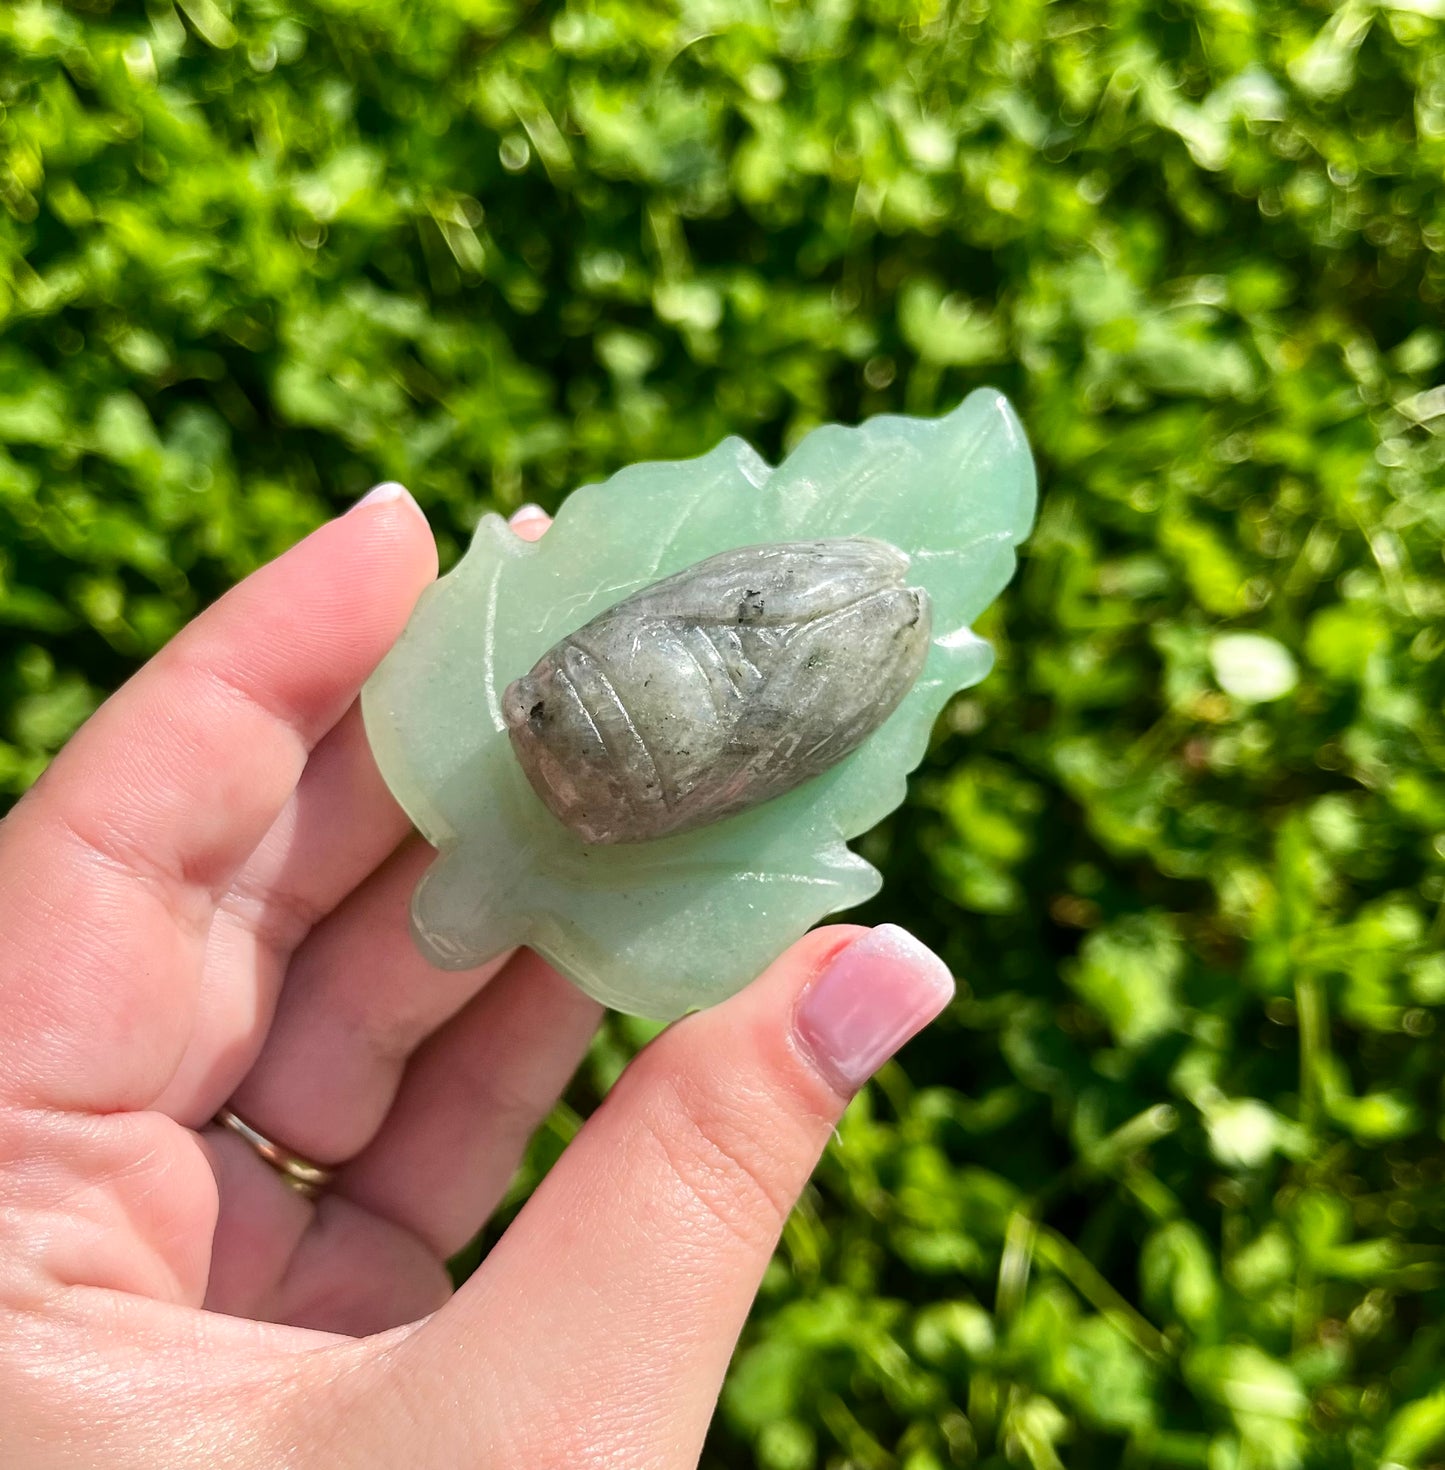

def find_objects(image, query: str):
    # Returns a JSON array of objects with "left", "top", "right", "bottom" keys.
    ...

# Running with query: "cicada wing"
[{"left": 723, "top": 586, "right": 933, "bottom": 797}]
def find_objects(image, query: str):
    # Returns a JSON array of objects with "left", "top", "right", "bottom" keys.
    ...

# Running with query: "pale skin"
[{"left": 0, "top": 488, "right": 952, "bottom": 1468}]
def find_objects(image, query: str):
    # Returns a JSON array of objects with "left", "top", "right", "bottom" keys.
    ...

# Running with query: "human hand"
[{"left": 0, "top": 486, "right": 955, "bottom": 1468}]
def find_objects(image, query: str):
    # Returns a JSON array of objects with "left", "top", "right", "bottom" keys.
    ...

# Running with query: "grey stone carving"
[{"left": 502, "top": 538, "right": 932, "bottom": 844}]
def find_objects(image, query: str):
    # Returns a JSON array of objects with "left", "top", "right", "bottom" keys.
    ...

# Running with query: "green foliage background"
[{"left": 4, "top": 0, "right": 1445, "bottom": 1465}]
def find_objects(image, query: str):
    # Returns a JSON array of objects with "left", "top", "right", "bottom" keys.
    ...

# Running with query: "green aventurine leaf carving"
[{"left": 362, "top": 390, "right": 1037, "bottom": 1018}]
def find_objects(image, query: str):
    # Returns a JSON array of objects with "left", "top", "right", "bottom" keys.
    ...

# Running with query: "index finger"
[{"left": 0, "top": 485, "right": 437, "bottom": 1114}]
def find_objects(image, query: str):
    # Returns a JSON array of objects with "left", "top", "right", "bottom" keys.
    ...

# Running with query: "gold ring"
[{"left": 213, "top": 1107, "right": 335, "bottom": 1200}]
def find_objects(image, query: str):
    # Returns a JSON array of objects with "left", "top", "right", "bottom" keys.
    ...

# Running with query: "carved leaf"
[{"left": 362, "top": 389, "right": 1037, "bottom": 1018}]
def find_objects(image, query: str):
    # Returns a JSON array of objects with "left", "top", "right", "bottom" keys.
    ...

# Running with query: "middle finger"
[{"left": 225, "top": 836, "right": 513, "bottom": 1164}]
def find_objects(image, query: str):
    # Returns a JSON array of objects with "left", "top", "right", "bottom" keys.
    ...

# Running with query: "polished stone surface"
[
  {"left": 362, "top": 389, "right": 1036, "bottom": 1018},
  {"left": 502, "top": 538, "right": 932, "bottom": 844}
]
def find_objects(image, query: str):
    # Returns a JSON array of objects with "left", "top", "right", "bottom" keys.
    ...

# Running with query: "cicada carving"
[{"left": 502, "top": 538, "right": 932, "bottom": 844}]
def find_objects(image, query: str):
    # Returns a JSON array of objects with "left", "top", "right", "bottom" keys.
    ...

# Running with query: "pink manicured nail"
[
  {"left": 510, "top": 502, "right": 548, "bottom": 524},
  {"left": 352, "top": 481, "right": 424, "bottom": 518},
  {"left": 794, "top": 925, "right": 955, "bottom": 1095}
]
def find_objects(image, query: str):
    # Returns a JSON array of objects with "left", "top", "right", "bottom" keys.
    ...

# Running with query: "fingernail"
[
  {"left": 352, "top": 481, "right": 424, "bottom": 519},
  {"left": 509, "top": 502, "right": 548, "bottom": 525},
  {"left": 793, "top": 925, "right": 955, "bottom": 1095}
]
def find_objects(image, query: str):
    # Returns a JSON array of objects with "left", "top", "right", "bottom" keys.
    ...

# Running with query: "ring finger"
[
  {"left": 336, "top": 947, "right": 602, "bottom": 1260},
  {"left": 224, "top": 836, "right": 514, "bottom": 1165}
]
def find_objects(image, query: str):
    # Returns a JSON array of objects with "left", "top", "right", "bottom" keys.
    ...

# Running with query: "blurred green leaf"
[{"left": 1065, "top": 913, "right": 1184, "bottom": 1049}]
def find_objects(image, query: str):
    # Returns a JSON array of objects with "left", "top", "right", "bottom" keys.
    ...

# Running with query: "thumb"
[{"left": 380, "top": 923, "right": 954, "bottom": 1468}]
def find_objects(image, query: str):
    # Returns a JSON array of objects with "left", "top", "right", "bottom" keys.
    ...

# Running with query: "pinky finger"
[{"left": 508, "top": 505, "right": 552, "bottom": 541}]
